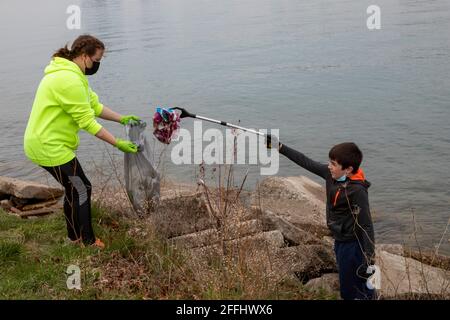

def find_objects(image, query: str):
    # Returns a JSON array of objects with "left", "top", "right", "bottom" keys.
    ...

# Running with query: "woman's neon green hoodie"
[{"left": 24, "top": 57, "right": 104, "bottom": 167}]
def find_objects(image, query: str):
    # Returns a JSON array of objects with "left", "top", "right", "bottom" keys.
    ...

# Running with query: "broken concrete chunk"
[{"left": 0, "top": 176, "right": 63, "bottom": 201}]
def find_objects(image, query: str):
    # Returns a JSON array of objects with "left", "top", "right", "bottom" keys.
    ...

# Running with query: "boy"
[{"left": 267, "top": 136, "right": 376, "bottom": 300}]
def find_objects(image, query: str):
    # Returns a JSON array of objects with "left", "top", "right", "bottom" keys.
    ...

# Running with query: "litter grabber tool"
[
  {"left": 151, "top": 106, "right": 277, "bottom": 147},
  {"left": 172, "top": 107, "right": 265, "bottom": 137}
]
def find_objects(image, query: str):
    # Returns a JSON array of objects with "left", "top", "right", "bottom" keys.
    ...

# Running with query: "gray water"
[{"left": 1, "top": 0, "right": 449, "bottom": 254}]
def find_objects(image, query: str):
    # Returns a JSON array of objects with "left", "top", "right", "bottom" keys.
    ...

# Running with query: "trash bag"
[{"left": 124, "top": 120, "right": 160, "bottom": 215}]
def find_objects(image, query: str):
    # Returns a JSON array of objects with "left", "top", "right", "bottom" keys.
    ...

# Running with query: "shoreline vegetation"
[{"left": 0, "top": 163, "right": 449, "bottom": 300}]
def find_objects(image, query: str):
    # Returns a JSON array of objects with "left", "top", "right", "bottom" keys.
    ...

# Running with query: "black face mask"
[{"left": 85, "top": 60, "right": 100, "bottom": 76}]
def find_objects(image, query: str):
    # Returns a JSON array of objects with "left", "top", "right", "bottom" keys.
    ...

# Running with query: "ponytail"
[{"left": 53, "top": 45, "right": 72, "bottom": 59}]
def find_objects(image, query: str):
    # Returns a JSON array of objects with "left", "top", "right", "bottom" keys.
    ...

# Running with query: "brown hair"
[
  {"left": 53, "top": 34, "right": 105, "bottom": 60},
  {"left": 329, "top": 142, "right": 363, "bottom": 173}
]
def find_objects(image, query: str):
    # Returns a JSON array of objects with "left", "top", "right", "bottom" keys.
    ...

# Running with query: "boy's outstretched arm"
[
  {"left": 278, "top": 143, "right": 330, "bottom": 180},
  {"left": 353, "top": 188, "right": 376, "bottom": 264}
]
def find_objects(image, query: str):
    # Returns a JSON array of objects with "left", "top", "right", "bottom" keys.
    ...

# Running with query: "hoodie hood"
[
  {"left": 348, "top": 168, "right": 371, "bottom": 188},
  {"left": 44, "top": 57, "right": 87, "bottom": 85}
]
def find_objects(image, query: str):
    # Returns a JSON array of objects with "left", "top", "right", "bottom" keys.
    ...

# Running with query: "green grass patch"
[
  {"left": 0, "top": 241, "right": 23, "bottom": 261},
  {"left": 0, "top": 206, "right": 332, "bottom": 300}
]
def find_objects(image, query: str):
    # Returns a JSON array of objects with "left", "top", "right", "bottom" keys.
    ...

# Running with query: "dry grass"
[{"left": 2, "top": 142, "right": 448, "bottom": 300}]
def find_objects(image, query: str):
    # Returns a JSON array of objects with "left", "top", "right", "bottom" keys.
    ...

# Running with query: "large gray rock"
[
  {"left": 403, "top": 248, "right": 450, "bottom": 271},
  {"left": 376, "top": 244, "right": 450, "bottom": 271},
  {"left": 169, "top": 219, "right": 264, "bottom": 249},
  {"left": 227, "top": 229, "right": 286, "bottom": 249},
  {"left": 0, "top": 176, "right": 63, "bottom": 201},
  {"left": 252, "top": 176, "right": 329, "bottom": 237},
  {"left": 188, "top": 239, "right": 337, "bottom": 287},
  {"left": 269, "top": 245, "right": 337, "bottom": 282},
  {"left": 158, "top": 180, "right": 450, "bottom": 299},
  {"left": 189, "top": 230, "right": 286, "bottom": 258},
  {"left": 305, "top": 273, "right": 340, "bottom": 297},
  {"left": 152, "top": 189, "right": 215, "bottom": 238},
  {"left": 376, "top": 249, "right": 450, "bottom": 298},
  {"left": 377, "top": 243, "right": 404, "bottom": 256},
  {"left": 257, "top": 208, "right": 324, "bottom": 245},
  {"left": 154, "top": 181, "right": 258, "bottom": 236}
]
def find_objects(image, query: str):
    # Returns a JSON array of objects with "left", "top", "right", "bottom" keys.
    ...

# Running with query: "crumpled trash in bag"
[
  {"left": 124, "top": 120, "right": 160, "bottom": 215},
  {"left": 152, "top": 107, "right": 181, "bottom": 144}
]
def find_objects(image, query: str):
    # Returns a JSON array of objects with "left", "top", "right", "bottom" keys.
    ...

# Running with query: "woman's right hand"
[{"left": 115, "top": 138, "right": 138, "bottom": 153}]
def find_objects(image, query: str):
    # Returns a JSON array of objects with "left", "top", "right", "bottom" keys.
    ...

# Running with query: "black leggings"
[{"left": 42, "top": 157, "right": 95, "bottom": 245}]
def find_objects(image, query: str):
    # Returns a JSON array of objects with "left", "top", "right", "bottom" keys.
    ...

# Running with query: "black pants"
[
  {"left": 42, "top": 157, "right": 95, "bottom": 245},
  {"left": 334, "top": 240, "right": 375, "bottom": 300}
]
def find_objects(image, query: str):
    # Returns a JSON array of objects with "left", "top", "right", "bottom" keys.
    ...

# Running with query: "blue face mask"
[{"left": 336, "top": 174, "right": 347, "bottom": 182}]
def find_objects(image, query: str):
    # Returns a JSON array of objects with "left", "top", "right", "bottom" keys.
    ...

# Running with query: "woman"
[{"left": 24, "top": 34, "right": 139, "bottom": 249}]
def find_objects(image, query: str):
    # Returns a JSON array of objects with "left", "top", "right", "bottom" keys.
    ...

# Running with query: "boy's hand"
[
  {"left": 120, "top": 115, "right": 140, "bottom": 125},
  {"left": 265, "top": 134, "right": 280, "bottom": 150},
  {"left": 115, "top": 138, "right": 138, "bottom": 153},
  {"left": 266, "top": 134, "right": 271, "bottom": 149}
]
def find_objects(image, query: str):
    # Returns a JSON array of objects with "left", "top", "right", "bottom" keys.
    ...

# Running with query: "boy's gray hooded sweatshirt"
[{"left": 280, "top": 144, "right": 375, "bottom": 262}]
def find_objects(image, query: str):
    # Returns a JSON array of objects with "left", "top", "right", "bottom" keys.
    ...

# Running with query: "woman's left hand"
[{"left": 120, "top": 115, "right": 140, "bottom": 125}]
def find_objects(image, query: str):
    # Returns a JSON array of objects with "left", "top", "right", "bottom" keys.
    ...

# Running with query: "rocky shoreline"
[
  {"left": 1, "top": 174, "right": 449, "bottom": 299},
  {"left": 157, "top": 176, "right": 450, "bottom": 298}
]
